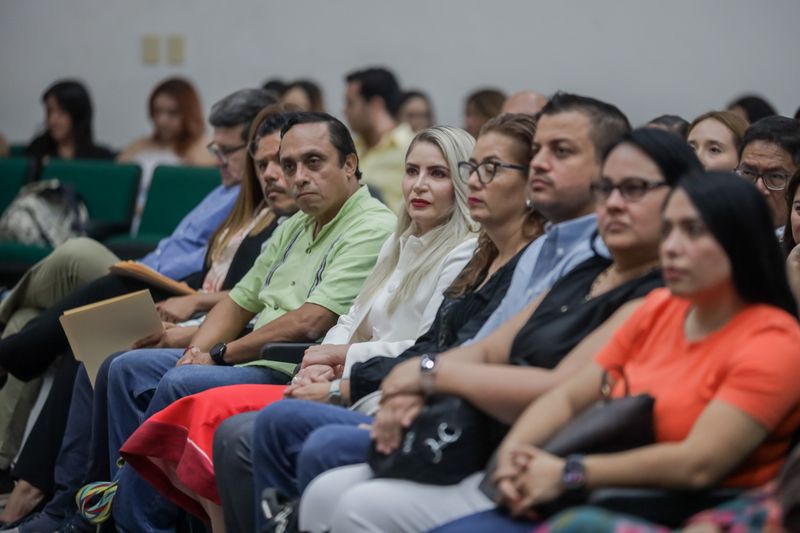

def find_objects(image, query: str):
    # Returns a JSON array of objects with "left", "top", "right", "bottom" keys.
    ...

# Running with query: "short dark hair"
[
  {"left": 739, "top": 116, "right": 800, "bottom": 167},
  {"left": 604, "top": 127, "right": 703, "bottom": 187},
  {"left": 646, "top": 114, "right": 690, "bottom": 138},
  {"left": 280, "top": 112, "right": 362, "bottom": 180},
  {"left": 397, "top": 90, "right": 434, "bottom": 119},
  {"left": 539, "top": 92, "right": 631, "bottom": 160},
  {"left": 671, "top": 172, "right": 796, "bottom": 316},
  {"left": 345, "top": 67, "right": 401, "bottom": 115},
  {"left": 209, "top": 88, "right": 278, "bottom": 141},
  {"left": 262, "top": 78, "right": 287, "bottom": 96},
  {"left": 727, "top": 94, "right": 777, "bottom": 124}
]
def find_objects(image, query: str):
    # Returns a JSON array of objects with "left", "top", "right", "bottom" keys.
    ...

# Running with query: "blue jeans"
[
  {"left": 427, "top": 509, "right": 537, "bottom": 532},
  {"left": 107, "top": 348, "right": 290, "bottom": 533},
  {"left": 251, "top": 400, "right": 372, "bottom": 532}
]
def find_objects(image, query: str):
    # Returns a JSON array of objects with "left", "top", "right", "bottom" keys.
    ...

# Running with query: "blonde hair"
[{"left": 356, "top": 126, "right": 477, "bottom": 312}]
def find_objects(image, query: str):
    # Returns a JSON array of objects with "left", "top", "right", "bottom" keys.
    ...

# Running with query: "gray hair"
[{"left": 209, "top": 88, "right": 278, "bottom": 140}]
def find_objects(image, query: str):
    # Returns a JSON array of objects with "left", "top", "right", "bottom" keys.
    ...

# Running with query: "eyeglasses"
[
  {"left": 735, "top": 167, "right": 790, "bottom": 191},
  {"left": 457, "top": 160, "right": 528, "bottom": 184},
  {"left": 207, "top": 141, "right": 246, "bottom": 165},
  {"left": 590, "top": 178, "right": 668, "bottom": 202}
]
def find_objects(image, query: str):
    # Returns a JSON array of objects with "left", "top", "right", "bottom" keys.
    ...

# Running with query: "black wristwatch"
[
  {"left": 561, "top": 454, "right": 587, "bottom": 493},
  {"left": 209, "top": 342, "right": 229, "bottom": 366}
]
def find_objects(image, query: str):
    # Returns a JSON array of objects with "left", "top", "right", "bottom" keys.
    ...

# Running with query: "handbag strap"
[{"left": 600, "top": 365, "right": 629, "bottom": 400}]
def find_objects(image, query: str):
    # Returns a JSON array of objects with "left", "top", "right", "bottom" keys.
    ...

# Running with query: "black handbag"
[
  {"left": 367, "top": 394, "right": 506, "bottom": 485},
  {"left": 479, "top": 366, "right": 655, "bottom": 507}
]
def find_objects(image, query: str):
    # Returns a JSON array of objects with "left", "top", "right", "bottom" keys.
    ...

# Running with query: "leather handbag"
[
  {"left": 367, "top": 394, "right": 506, "bottom": 486},
  {"left": 479, "top": 366, "right": 655, "bottom": 504}
]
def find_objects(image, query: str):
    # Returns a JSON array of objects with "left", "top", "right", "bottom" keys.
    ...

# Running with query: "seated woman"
[
  {"left": 686, "top": 110, "right": 749, "bottom": 171},
  {"left": 397, "top": 91, "right": 435, "bottom": 133},
  {"left": 117, "top": 77, "right": 215, "bottom": 234},
  {"left": 24, "top": 80, "right": 114, "bottom": 173},
  {"left": 119, "top": 125, "right": 478, "bottom": 529},
  {"left": 420, "top": 172, "right": 800, "bottom": 532},
  {"left": 0, "top": 106, "right": 297, "bottom": 531},
  {"left": 782, "top": 171, "right": 800, "bottom": 312},
  {"left": 280, "top": 79, "right": 325, "bottom": 112},
  {"left": 205, "top": 113, "right": 545, "bottom": 533},
  {"left": 295, "top": 127, "right": 702, "bottom": 533},
  {"left": 463, "top": 88, "right": 506, "bottom": 138}
]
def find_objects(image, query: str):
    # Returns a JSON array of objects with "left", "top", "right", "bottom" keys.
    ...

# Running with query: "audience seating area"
[{"left": 0, "top": 156, "right": 220, "bottom": 284}]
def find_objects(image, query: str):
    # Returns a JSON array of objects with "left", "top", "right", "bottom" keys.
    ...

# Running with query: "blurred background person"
[
  {"left": 280, "top": 79, "right": 325, "bottom": 112},
  {"left": 396, "top": 90, "right": 435, "bottom": 133},
  {"left": 728, "top": 94, "right": 777, "bottom": 124},
  {"left": 463, "top": 88, "right": 506, "bottom": 138},
  {"left": 687, "top": 110, "right": 749, "bottom": 171},
  {"left": 645, "top": 114, "right": 689, "bottom": 138}
]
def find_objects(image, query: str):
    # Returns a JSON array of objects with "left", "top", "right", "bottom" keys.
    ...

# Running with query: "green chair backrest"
[
  {"left": 137, "top": 165, "right": 221, "bottom": 236},
  {"left": 0, "top": 157, "right": 30, "bottom": 212},
  {"left": 41, "top": 159, "right": 141, "bottom": 226},
  {"left": 8, "top": 144, "right": 27, "bottom": 157}
]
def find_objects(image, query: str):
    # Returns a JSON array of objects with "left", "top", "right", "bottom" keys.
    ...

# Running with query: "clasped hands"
[
  {"left": 282, "top": 344, "right": 348, "bottom": 401},
  {"left": 491, "top": 443, "right": 566, "bottom": 517}
]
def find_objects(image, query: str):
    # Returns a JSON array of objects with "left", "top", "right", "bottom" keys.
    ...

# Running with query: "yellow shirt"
[{"left": 354, "top": 123, "right": 415, "bottom": 214}]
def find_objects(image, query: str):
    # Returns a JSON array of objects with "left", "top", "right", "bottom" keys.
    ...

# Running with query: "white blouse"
[{"left": 322, "top": 233, "right": 477, "bottom": 378}]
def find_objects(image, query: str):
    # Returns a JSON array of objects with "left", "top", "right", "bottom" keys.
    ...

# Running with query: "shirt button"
[
  {"left": 305, "top": 248, "right": 311, "bottom": 254},
  {"left": 556, "top": 248, "right": 564, "bottom": 256},
  {"left": 273, "top": 305, "right": 279, "bottom": 310},
  {"left": 291, "top": 281, "right": 296, "bottom": 286},
  {"left": 560, "top": 305, "right": 569, "bottom": 313}
]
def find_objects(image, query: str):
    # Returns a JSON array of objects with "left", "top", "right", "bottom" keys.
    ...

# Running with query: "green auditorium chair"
[{"left": 104, "top": 165, "right": 221, "bottom": 259}]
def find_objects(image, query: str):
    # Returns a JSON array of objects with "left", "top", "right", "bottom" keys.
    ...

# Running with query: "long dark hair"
[
  {"left": 39, "top": 80, "right": 95, "bottom": 155},
  {"left": 604, "top": 127, "right": 703, "bottom": 186},
  {"left": 674, "top": 172, "right": 796, "bottom": 316},
  {"left": 782, "top": 169, "right": 800, "bottom": 256}
]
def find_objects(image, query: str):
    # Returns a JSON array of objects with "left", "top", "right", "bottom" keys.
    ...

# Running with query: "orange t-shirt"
[{"left": 595, "top": 288, "right": 800, "bottom": 488}]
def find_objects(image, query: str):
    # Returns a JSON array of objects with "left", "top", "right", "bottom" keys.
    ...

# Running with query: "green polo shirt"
[{"left": 229, "top": 185, "right": 396, "bottom": 372}]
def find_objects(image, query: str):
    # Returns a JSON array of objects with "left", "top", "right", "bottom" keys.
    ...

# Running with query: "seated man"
[
  {"left": 106, "top": 112, "right": 396, "bottom": 532},
  {"left": 0, "top": 105, "right": 299, "bottom": 533},
  {"left": 0, "top": 87, "right": 276, "bottom": 527},
  {"left": 735, "top": 115, "right": 800, "bottom": 237}
]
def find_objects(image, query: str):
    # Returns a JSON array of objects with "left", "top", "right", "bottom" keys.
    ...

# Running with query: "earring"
[{"left": 525, "top": 198, "right": 533, "bottom": 210}]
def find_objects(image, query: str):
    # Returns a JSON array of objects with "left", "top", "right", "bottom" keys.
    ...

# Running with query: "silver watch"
[
  {"left": 419, "top": 353, "right": 438, "bottom": 396},
  {"left": 328, "top": 379, "right": 343, "bottom": 406}
]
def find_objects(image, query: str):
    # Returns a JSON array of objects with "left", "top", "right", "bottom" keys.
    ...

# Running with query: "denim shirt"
[
  {"left": 467, "top": 213, "right": 602, "bottom": 343},
  {"left": 138, "top": 183, "right": 240, "bottom": 280}
]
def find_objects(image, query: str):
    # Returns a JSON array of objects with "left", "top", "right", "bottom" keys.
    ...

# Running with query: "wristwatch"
[
  {"left": 328, "top": 379, "right": 343, "bottom": 406},
  {"left": 419, "top": 353, "right": 438, "bottom": 396},
  {"left": 209, "top": 342, "right": 229, "bottom": 366},
  {"left": 561, "top": 454, "right": 587, "bottom": 493}
]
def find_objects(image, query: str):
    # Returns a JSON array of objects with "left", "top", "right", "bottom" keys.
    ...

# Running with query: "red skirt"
[{"left": 120, "top": 384, "right": 286, "bottom": 520}]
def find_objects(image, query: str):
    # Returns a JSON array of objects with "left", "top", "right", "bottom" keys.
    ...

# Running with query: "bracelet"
[{"left": 183, "top": 345, "right": 196, "bottom": 356}]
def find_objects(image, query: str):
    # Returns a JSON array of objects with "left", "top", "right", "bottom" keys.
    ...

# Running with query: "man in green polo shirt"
[{"left": 106, "top": 112, "right": 396, "bottom": 532}]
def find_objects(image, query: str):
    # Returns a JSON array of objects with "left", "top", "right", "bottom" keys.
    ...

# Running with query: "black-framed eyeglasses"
[
  {"left": 207, "top": 141, "right": 246, "bottom": 165},
  {"left": 457, "top": 160, "right": 528, "bottom": 184},
  {"left": 735, "top": 167, "right": 790, "bottom": 191},
  {"left": 590, "top": 178, "right": 668, "bottom": 202}
]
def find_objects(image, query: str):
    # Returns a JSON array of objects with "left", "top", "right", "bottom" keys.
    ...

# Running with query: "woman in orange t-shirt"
[{"left": 462, "top": 172, "right": 800, "bottom": 531}]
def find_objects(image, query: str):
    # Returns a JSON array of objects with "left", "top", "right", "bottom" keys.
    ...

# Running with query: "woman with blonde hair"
[{"left": 119, "top": 125, "right": 480, "bottom": 531}]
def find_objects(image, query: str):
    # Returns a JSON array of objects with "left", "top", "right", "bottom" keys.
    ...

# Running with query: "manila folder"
[{"left": 59, "top": 290, "right": 162, "bottom": 385}]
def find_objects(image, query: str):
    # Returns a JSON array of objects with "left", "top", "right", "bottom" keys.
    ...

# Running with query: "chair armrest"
[
  {"left": 588, "top": 487, "right": 742, "bottom": 527},
  {"left": 259, "top": 343, "right": 314, "bottom": 365}
]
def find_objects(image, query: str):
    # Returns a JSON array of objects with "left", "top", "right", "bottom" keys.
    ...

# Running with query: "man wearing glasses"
[{"left": 736, "top": 116, "right": 800, "bottom": 237}]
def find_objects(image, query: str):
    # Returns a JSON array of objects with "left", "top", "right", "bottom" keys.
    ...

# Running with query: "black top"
[
  {"left": 24, "top": 135, "right": 115, "bottom": 180},
  {"left": 509, "top": 255, "right": 663, "bottom": 369},
  {"left": 350, "top": 244, "right": 528, "bottom": 402}
]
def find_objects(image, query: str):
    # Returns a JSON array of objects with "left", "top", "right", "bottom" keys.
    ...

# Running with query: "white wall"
[{"left": 2, "top": 0, "right": 799, "bottom": 149}]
